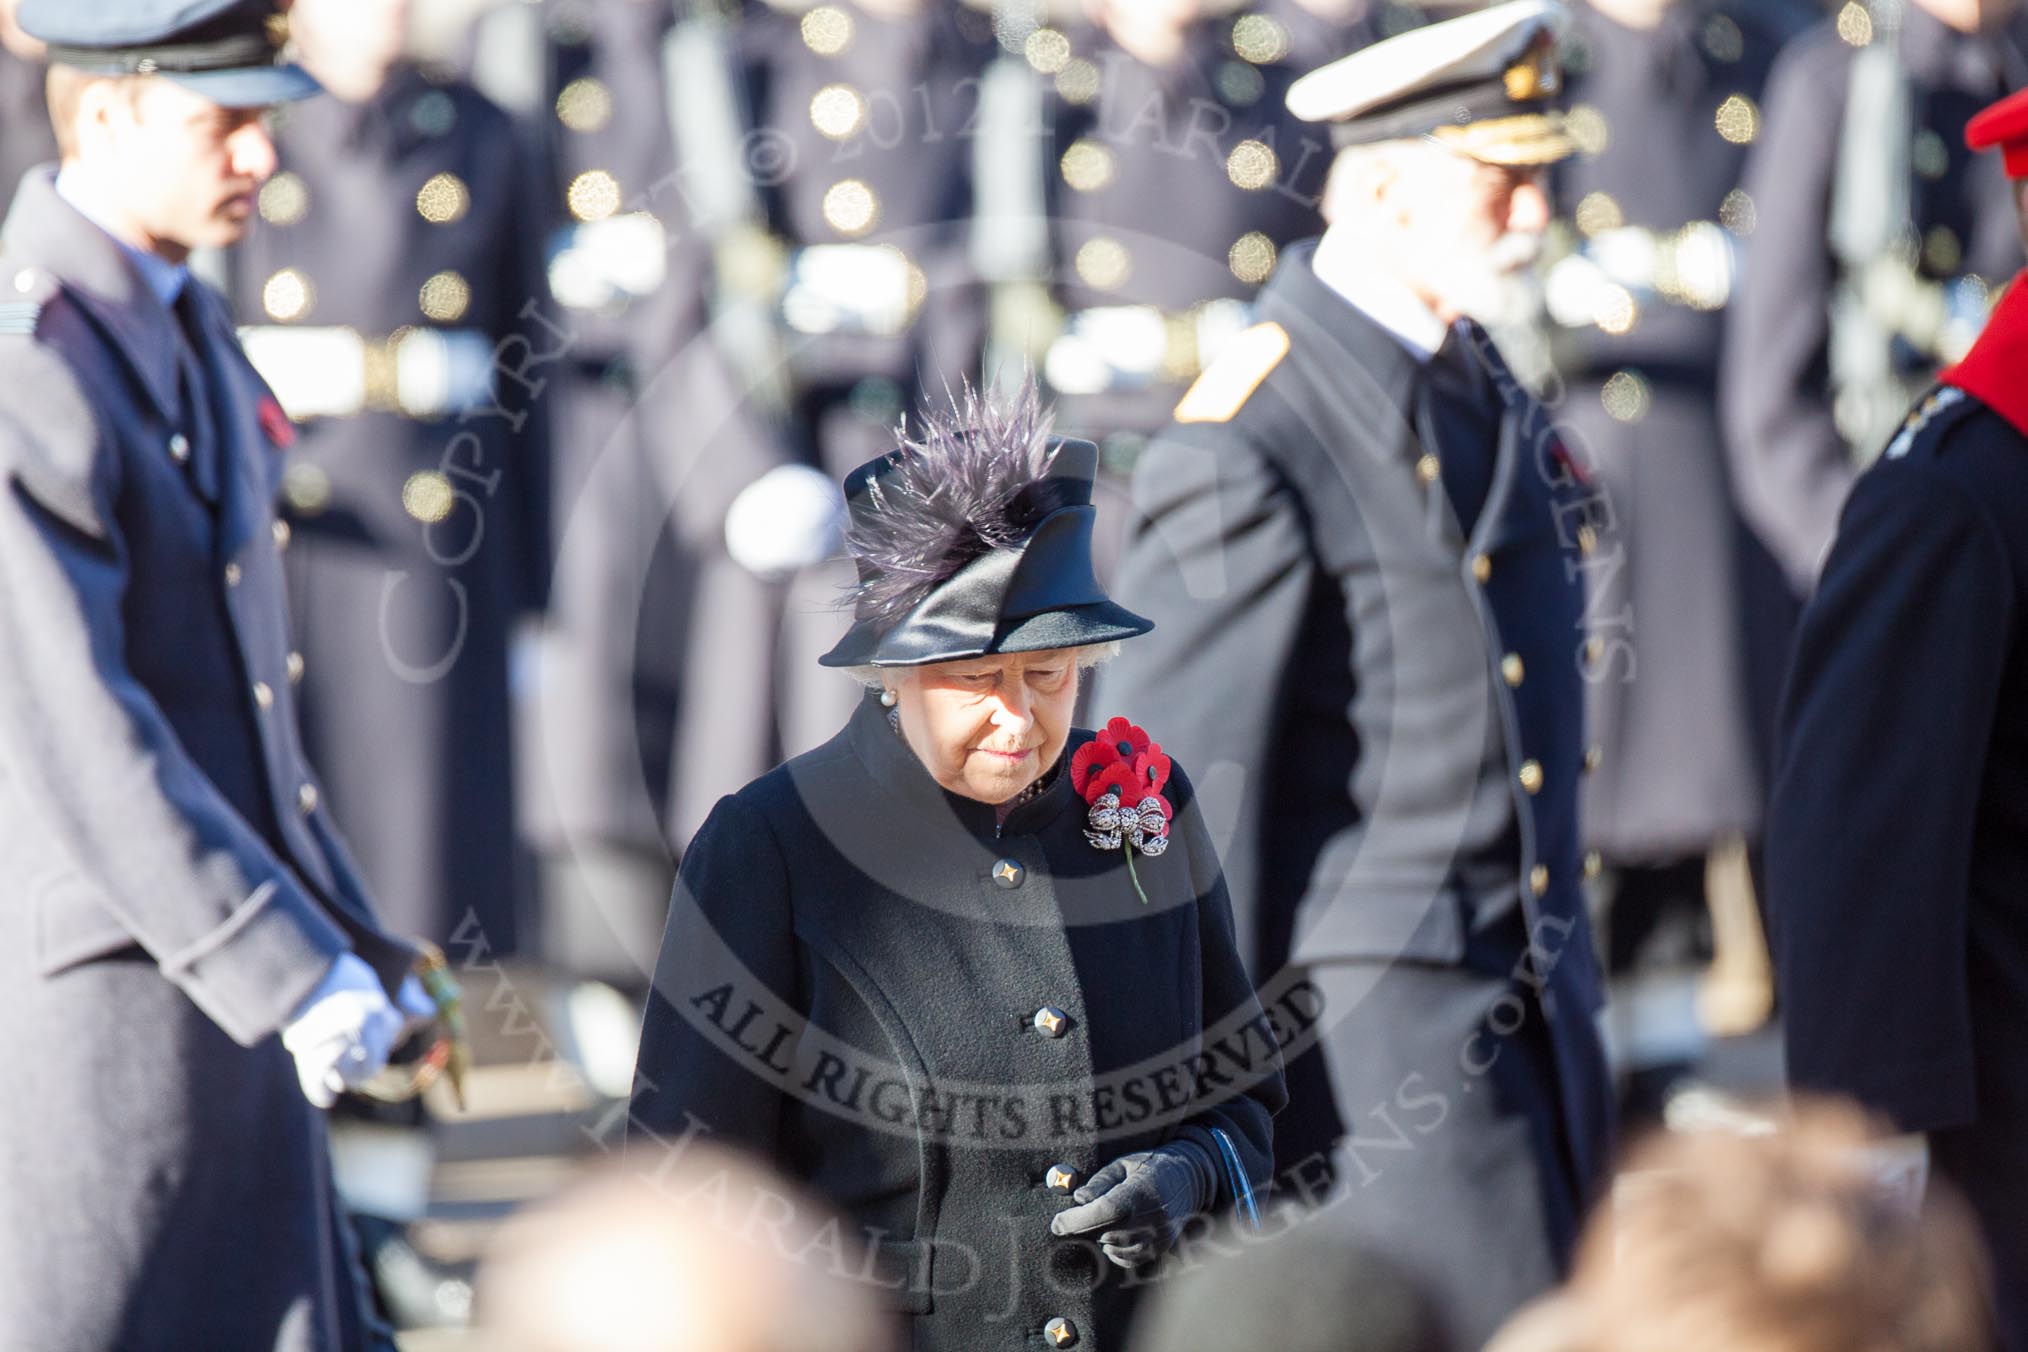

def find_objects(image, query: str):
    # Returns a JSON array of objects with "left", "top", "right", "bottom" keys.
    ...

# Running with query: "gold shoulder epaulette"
[{"left": 1174, "top": 321, "right": 1289, "bottom": 424}]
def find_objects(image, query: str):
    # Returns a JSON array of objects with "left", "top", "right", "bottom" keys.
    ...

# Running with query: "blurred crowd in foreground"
[{"left": 468, "top": 1101, "right": 1994, "bottom": 1352}]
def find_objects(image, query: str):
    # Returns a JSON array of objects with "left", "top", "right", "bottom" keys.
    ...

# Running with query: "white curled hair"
[{"left": 840, "top": 641, "right": 1123, "bottom": 693}]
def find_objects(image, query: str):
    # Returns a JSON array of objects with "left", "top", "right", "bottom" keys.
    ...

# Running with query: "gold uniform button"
[
  {"left": 1415, "top": 453, "right": 1440, "bottom": 484},
  {"left": 1501, "top": 653, "right": 1525, "bottom": 687},
  {"left": 1045, "top": 1317, "right": 1078, "bottom": 1348},
  {"left": 1471, "top": 553, "right": 1492, "bottom": 583},
  {"left": 1584, "top": 850, "right": 1603, "bottom": 881},
  {"left": 1530, "top": 864, "right": 1550, "bottom": 896},
  {"left": 1518, "top": 760, "right": 1544, "bottom": 794},
  {"left": 992, "top": 859, "right": 1025, "bottom": 889},
  {"left": 821, "top": 179, "right": 878, "bottom": 237},
  {"left": 271, "top": 518, "right": 291, "bottom": 550},
  {"left": 297, "top": 783, "right": 319, "bottom": 814},
  {"left": 1584, "top": 744, "right": 1603, "bottom": 773},
  {"left": 1032, "top": 1006, "right": 1069, "bottom": 1038},
  {"left": 418, "top": 270, "right": 471, "bottom": 322},
  {"left": 286, "top": 651, "right": 306, "bottom": 684},
  {"left": 253, "top": 681, "right": 273, "bottom": 710},
  {"left": 223, "top": 562, "right": 242, "bottom": 587},
  {"left": 168, "top": 433, "right": 191, "bottom": 463},
  {"left": 1045, "top": 1164, "right": 1078, "bottom": 1193},
  {"left": 415, "top": 172, "right": 470, "bottom": 225},
  {"left": 1584, "top": 635, "right": 1606, "bottom": 665}
]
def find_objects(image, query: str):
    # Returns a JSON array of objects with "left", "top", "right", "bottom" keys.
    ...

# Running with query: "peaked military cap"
[
  {"left": 819, "top": 390, "right": 1153, "bottom": 669},
  {"left": 1286, "top": 0, "right": 1573, "bottom": 165},
  {"left": 20, "top": 0, "right": 316, "bottom": 107}
]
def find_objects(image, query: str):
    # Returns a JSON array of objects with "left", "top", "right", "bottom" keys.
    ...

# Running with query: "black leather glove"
[{"left": 1048, "top": 1136, "right": 1217, "bottom": 1268}]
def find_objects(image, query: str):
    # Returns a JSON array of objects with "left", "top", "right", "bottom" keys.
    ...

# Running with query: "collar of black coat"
[
  {"left": 845, "top": 691, "right": 1085, "bottom": 843},
  {"left": 1, "top": 166, "right": 184, "bottom": 423}
]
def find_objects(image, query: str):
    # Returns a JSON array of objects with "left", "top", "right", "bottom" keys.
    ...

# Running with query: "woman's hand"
[{"left": 1048, "top": 1139, "right": 1216, "bottom": 1268}]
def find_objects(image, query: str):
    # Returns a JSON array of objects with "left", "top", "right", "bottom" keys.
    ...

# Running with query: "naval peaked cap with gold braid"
[{"left": 1286, "top": 0, "right": 1575, "bottom": 165}]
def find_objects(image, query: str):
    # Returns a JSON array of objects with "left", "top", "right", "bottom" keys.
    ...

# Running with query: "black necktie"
[
  {"left": 1415, "top": 320, "right": 1503, "bottom": 537},
  {"left": 169, "top": 281, "right": 225, "bottom": 502}
]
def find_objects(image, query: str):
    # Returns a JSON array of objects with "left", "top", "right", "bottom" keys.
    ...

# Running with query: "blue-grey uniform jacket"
[
  {"left": 1093, "top": 239, "right": 1614, "bottom": 1206},
  {"left": 0, "top": 166, "right": 412, "bottom": 1352}
]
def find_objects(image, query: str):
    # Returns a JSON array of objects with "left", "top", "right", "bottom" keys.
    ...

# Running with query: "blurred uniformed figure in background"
[
  {"left": 652, "top": 0, "right": 998, "bottom": 811},
  {"left": 231, "top": 0, "right": 550, "bottom": 963},
  {"left": 1095, "top": 5, "right": 1612, "bottom": 1342},
  {"left": 1263, "top": 0, "right": 1441, "bottom": 69},
  {"left": 1722, "top": 0, "right": 2028, "bottom": 597},
  {"left": 1766, "top": 86, "right": 2028, "bottom": 1350},
  {"left": 0, "top": 0, "right": 54, "bottom": 215},
  {"left": 1537, "top": 0, "right": 1810, "bottom": 1102},
  {"left": 227, "top": 0, "right": 551, "bottom": 1327},
  {"left": 458, "top": 0, "right": 789, "bottom": 1063},
  {"left": 1032, "top": 0, "right": 1330, "bottom": 474}
]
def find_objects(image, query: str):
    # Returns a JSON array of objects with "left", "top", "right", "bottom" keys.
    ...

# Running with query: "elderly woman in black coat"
[{"left": 630, "top": 388, "right": 1285, "bottom": 1352}]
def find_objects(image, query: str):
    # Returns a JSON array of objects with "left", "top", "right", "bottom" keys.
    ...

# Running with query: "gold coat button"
[
  {"left": 286, "top": 650, "right": 306, "bottom": 684},
  {"left": 1045, "top": 1317, "right": 1078, "bottom": 1348},
  {"left": 1471, "top": 553, "right": 1492, "bottom": 583},
  {"left": 992, "top": 859, "right": 1025, "bottom": 889},
  {"left": 1584, "top": 744, "right": 1603, "bottom": 773},
  {"left": 1032, "top": 1006, "right": 1069, "bottom": 1038},
  {"left": 223, "top": 562, "right": 242, "bottom": 587},
  {"left": 1584, "top": 635, "right": 1605, "bottom": 665},
  {"left": 1500, "top": 653, "right": 1525, "bottom": 687},
  {"left": 1530, "top": 864, "right": 1550, "bottom": 896},
  {"left": 1518, "top": 760, "right": 1544, "bottom": 794},
  {"left": 297, "top": 783, "right": 319, "bottom": 814},
  {"left": 1415, "top": 453, "right": 1440, "bottom": 484},
  {"left": 1584, "top": 850, "right": 1603, "bottom": 881},
  {"left": 253, "top": 681, "right": 273, "bottom": 710},
  {"left": 272, "top": 519, "right": 291, "bottom": 550},
  {"left": 1045, "top": 1163, "right": 1078, "bottom": 1193},
  {"left": 168, "top": 433, "right": 191, "bottom": 463}
]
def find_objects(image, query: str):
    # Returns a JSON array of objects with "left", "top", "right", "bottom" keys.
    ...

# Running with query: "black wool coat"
[
  {"left": 1769, "top": 381, "right": 2028, "bottom": 1348},
  {"left": 631, "top": 694, "right": 1287, "bottom": 1352}
]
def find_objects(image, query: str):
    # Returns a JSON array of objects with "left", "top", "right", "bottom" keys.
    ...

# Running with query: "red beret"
[{"left": 1966, "top": 85, "right": 2028, "bottom": 179}]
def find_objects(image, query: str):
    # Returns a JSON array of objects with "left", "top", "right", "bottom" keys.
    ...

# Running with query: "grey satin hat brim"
[{"left": 818, "top": 598, "right": 1154, "bottom": 669}]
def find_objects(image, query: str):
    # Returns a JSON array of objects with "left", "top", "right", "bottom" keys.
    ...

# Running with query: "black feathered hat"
[{"left": 818, "top": 384, "right": 1153, "bottom": 669}]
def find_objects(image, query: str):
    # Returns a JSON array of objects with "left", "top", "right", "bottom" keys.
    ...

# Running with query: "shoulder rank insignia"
[
  {"left": 0, "top": 265, "right": 56, "bottom": 336},
  {"left": 1175, "top": 321, "right": 1289, "bottom": 424},
  {"left": 1884, "top": 386, "right": 1968, "bottom": 460},
  {"left": 0, "top": 300, "right": 42, "bottom": 336}
]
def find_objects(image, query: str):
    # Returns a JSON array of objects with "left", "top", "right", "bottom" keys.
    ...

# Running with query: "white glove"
[
  {"left": 723, "top": 464, "right": 846, "bottom": 579},
  {"left": 282, "top": 953, "right": 404, "bottom": 1109}
]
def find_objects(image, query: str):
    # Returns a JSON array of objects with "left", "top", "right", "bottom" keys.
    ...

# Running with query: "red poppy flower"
[
  {"left": 1072, "top": 717, "right": 1174, "bottom": 810},
  {"left": 1102, "top": 716, "right": 1151, "bottom": 762},
  {"left": 1132, "top": 748, "right": 1172, "bottom": 796},
  {"left": 1070, "top": 738, "right": 1123, "bottom": 799},
  {"left": 258, "top": 396, "right": 297, "bottom": 450},
  {"left": 1087, "top": 761, "right": 1141, "bottom": 806}
]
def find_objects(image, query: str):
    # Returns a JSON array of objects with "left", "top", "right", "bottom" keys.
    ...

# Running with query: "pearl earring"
[{"left": 879, "top": 688, "right": 898, "bottom": 708}]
